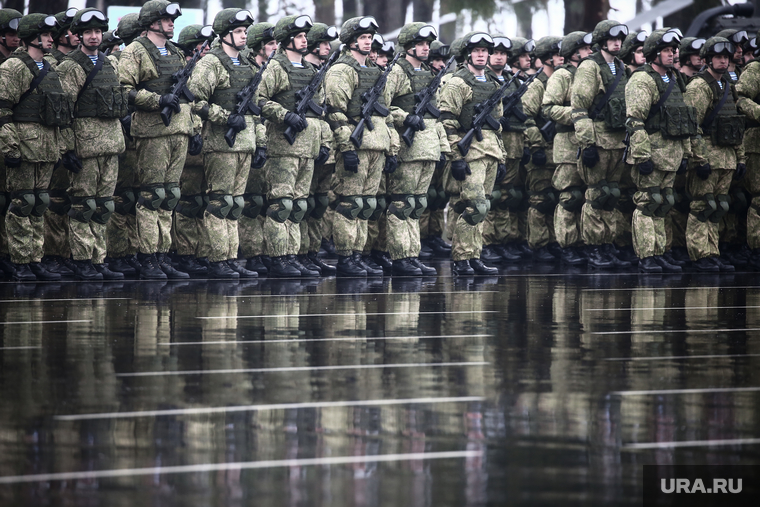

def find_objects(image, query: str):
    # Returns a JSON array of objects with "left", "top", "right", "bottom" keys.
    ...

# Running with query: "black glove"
[
  {"left": 315, "top": 145, "right": 330, "bottom": 165},
  {"left": 119, "top": 114, "right": 132, "bottom": 133},
  {"left": 496, "top": 163, "right": 507, "bottom": 183},
  {"left": 532, "top": 148, "right": 547, "bottom": 166},
  {"left": 4, "top": 155, "right": 21, "bottom": 168},
  {"left": 342, "top": 150, "right": 359, "bottom": 173},
  {"left": 436, "top": 153, "right": 447, "bottom": 171},
  {"left": 520, "top": 146, "right": 531, "bottom": 165},
  {"left": 677, "top": 158, "right": 688, "bottom": 175},
  {"left": 251, "top": 147, "right": 267, "bottom": 169},
  {"left": 736, "top": 162, "right": 747, "bottom": 180},
  {"left": 696, "top": 162, "right": 711, "bottom": 180},
  {"left": 384, "top": 155, "right": 398, "bottom": 174},
  {"left": 284, "top": 112, "right": 307, "bottom": 132},
  {"left": 188, "top": 134, "right": 203, "bottom": 156},
  {"left": 226, "top": 113, "right": 247, "bottom": 132},
  {"left": 451, "top": 159, "right": 471, "bottom": 181},
  {"left": 582, "top": 145, "right": 600, "bottom": 168},
  {"left": 403, "top": 114, "right": 425, "bottom": 131},
  {"left": 638, "top": 159, "right": 654, "bottom": 175},
  {"left": 158, "top": 93, "right": 180, "bottom": 113},
  {"left": 499, "top": 116, "right": 510, "bottom": 131},
  {"left": 62, "top": 151, "right": 82, "bottom": 173}
]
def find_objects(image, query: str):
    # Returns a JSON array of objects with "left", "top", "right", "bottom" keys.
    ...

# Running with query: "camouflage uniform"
[{"left": 736, "top": 58, "right": 760, "bottom": 263}]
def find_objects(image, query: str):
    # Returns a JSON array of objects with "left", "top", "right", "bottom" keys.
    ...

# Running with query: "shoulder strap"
[
  {"left": 589, "top": 60, "right": 624, "bottom": 120},
  {"left": 646, "top": 73, "right": 676, "bottom": 121},
  {"left": 77, "top": 52, "right": 105, "bottom": 100},
  {"left": 18, "top": 59, "right": 51, "bottom": 104},
  {"left": 702, "top": 78, "right": 730, "bottom": 129}
]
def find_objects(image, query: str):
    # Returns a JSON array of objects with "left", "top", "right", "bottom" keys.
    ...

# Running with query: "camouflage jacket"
[
  {"left": 736, "top": 60, "right": 760, "bottom": 153},
  {"left": 571, "top": 55, "right": 626, "bottom": 149},
  {"left": 522, "top": 71, "right": 550, "bottom": 151},
  {"left": 492, "top": 71, "right": 524, "bottom": 160},
  {"left": 542, "top": 65, "right": 578, "bottom": 164}
]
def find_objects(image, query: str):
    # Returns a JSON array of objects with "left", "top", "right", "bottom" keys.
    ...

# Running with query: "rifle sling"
[{"left": 589, "top": 61, "right": 623, "bottom": 120}]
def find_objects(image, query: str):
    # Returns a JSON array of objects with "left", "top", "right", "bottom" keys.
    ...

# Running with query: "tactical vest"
[
  {"left": 533, "top": 71, "right": 550, "bottom": 128},
  {"left": 207, "top": 47, "right": 255, "bottom": 112},
  {"left": 50, "top": 48, "right": 67, "bottom": 64},
  {"left": 696, "top": 70, "right": 745, "bottom": 146},
  {"left": 586, "top": 52, "right": 627, "bottom": 130},
  {"left": 9, "top": 53, "right": 72, "bottom": 127},
  {"left": 334, "top": 53, "right": 387, "bottom": 118},
  {"left": 68, "top": 50, "right": 129, "bottom": 119},
  {"left": 742, "top": 61, "right": 760, "bottom": 129},
  {"left": 637, "top": 65, "right": 698, "bottom": 139},
  {"left": 390, "top": 58, "right": 436, "bottom": 116},
  {"left": 498, "top": 70, "right": 526, "bottom": 132},
  {"left": 556, "top": 63, "right": 577, "bottom": 133},
  {"left": 135, "top": 37, "right": 187, "bottom": 100},
  {"left": 455, "top": 67, "right": 501, "bottom": 131},
  {"left": 270, "top": 51, "right": 318, "bottom": 115}
]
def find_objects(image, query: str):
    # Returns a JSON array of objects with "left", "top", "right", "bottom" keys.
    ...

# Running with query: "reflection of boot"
[
  {"left": 410, "top": 257, "right": 437, "bottom": 275},
  {"left": 0, "top": 256, "right": 16, "bottom": 278},
  {"left": 452, "top": 260, "right": 475, "bottom": 276},
  {"left": 336, "top": 255, "right": 366, "bottom": 277},
  {"left": 391, "top": 276, "right": 422, "bottom": 293},
  {"left": 392, "top": 258, "right": 422, "bottom": 276},
  {"left": 29, "top": 262, "right": 62, "bottom": 281},
  {"left": 208, "top": 261, "right": 239, "bottom": 279},
  {"left": 469, "top": 258, "right": 498, "bottom": 275}
]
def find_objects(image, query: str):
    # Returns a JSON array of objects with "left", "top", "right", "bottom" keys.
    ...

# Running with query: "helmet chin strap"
[
  {"left": 708, "top": 58, "right": 727, "bottom": 74},
  {"left": 286, "top": 37, "right": 309, "bottom": 55},
  {"left": 28, "top": 34, "right": 50, "bottom": 53},
  {"left": 351, "top": 39, "right": 370, "bottom": 56},
  {"left": 602, "top": 44, "right": 620, "bottom": 57},
  {"left": 58, "top": 33, "right": 77, "bottom": 49},
  {"left": 407, "top": 47, "right": 427, "bottom": 62},
  {"left": 468, "top": 54, "right": 487, "bottom": 70},
  {"left": 221, "top": 33, "right": 245, "bottom": 51}
]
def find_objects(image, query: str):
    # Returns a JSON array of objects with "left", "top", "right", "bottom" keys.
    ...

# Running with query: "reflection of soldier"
[{"left": 737, "top": 40, "right": 760, "bottom": 270}]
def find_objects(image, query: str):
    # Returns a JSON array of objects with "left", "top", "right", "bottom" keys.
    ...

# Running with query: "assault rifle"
[
  {"left": 160, "top": 40, "right": 208, "bottom": 127},
  {"left": 224, "top": 49, "right": 276, "bottom": 148},
  {"left": 458, "top": 68, "right": 543, "bottom": 157},
  {"left": 284, "top": 49, "right": 340, "bottom": 145},
  {"left": 401, "top": 55, "right": 457, "bottom": 147},
  {"left": 349, "top": 52, "right": 402, "bottom": 149}
]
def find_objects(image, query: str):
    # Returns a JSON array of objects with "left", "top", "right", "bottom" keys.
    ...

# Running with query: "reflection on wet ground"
[{"left": 0, "top": 261, "right": 758, "bottom": 506}]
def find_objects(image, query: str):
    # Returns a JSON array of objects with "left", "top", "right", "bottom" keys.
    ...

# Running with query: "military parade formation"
[{"left": 0, "top": 1, "right": 759, "bottom": 281}]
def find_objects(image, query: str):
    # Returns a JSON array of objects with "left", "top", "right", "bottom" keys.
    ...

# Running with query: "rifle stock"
[{"left": 160, "top": 40, "right": 208, "bottom": 127}]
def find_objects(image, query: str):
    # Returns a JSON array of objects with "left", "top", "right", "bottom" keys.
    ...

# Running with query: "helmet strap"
[
  {"left": 287, "top": 36, "right": 309, "bottom": 55},
  {"left": 350, "top": 41, "right": 370, "bottom": 56},
  {"left": 221, "top": 32, "right": 245, "bottom": 51},
  {"left": 467, "top": 54, "right": 486, "bottom": 70}
]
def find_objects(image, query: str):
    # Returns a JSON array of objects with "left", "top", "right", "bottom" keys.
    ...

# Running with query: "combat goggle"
[
  {"left": 633, "top": 31, "right": 647, "bottom": 44},
  {"left": 159, "top": 3, "right": 182, "bottom": 19},
  {"left": 466, "top": 32, "right": 494, "bottom": 46},
  {"left": 519, "top": 39, "right": 536, "bottom": 53},
  {"left": 434, "top": 44, "right": 451, "bottom": 57},
  {"left": 380, "top": 41, "right": 395, "bottom": 54},
  {"left": 711, "top": 42, "right": 736, "bottom": 55},
  {"left": 493, "top": 36, "right": 512, "bottom": 51},
  {"left": 607, "top": 24, "right": 629, "bottom": 39},
  {"left": 227, "top": 10, "right": 254, "bottom": 28},
  {"left": 286, "top": 15, "right": 312, "bottom": 31},
  {"left": 323, "top": 26, "right": 338, "bottom": 40},
  {"left": 730, "top": 30, "right": 749, "bottom": 44},
  {"left": 413, "top": 25, "right": 437, "bottom": 41},
  {"left": 1, "top": 17, "right": 20, "bottom": 31},
  {"left": 355, "top": 17, "right": 379, "bottom": 31},
  {"left": 77, "top": 10, "right": 107, "bottom": 25}
]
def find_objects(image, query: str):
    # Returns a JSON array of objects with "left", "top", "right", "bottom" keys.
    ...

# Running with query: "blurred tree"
[
  {"left": 663, "top": 0, "right": 722, "bottom": 33},
  {"left": 343, "top": 0, "right": 358, "bottom": 20},
  {"left": 315, "top": 0, "right": 335, "bottom": 25},
  {"left": 365, "top": 0, "right": 405, "bottom": 33},
  {"left": 564, "top": 0, "right": 610, "bottom": 33}
]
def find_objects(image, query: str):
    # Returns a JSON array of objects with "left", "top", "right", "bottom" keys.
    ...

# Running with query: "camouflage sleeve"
[
  {"left": 387, "top": 120, "right": 400, "bottom": 156},
  {"left": 385, "top": 65, "right": 408, "bottom": 129},
  {"left": 256, "top": 121, "right": 267, "bottom": 148},
  {"left": 522, "top": 79, "right": 544, "bottom": 149},
  {"left": 191, "top": 112, "right": 203, "bottom": 136},
  {"left": 53, "top": 60, "right": 81, "bottom": 153},
  {"left": 734, "top": 85, "right": 746, "bottom": 163},
  {"left": 435, "top": 122, "right": 451, "bottom": 154},
  {"left": 259, "top": 60, "right": 291, "bottom": 124},
  {"left": 0, "top": 59, "right": 31, "bottom": 158},
  {"left": 625, "top": 71, "right": 657, "bottom": 163},
  {"left": 736, "top": 62, "right": 760, "bottom": 122},
  {"left": 438, "top": 76, "right": 470, "bottom": 161},
  {"left": 570, "top": 59, "right": 601, "bottom": 147},
  {"left": 188, "top": 55, "right": 230, "bottom": 126},
  {"left": 542, "top": 69, "right": 572, "bottom": 125},
  {"left": 319, "top": 118, "right": 334, "bottom": 150},
  {"left": 325, "top": 63, "right": 357, "bottom": 152},
  {"left": 684, "top": 78, "right": 711, "bottom": 166},
  {"left": 119, "top": 43, "right": 162, "bottom": 112}
]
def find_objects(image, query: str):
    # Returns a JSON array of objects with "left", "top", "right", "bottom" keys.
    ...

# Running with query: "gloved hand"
[
  {"left": 496, "top": 163, "right": 507, "bottom": 182},
  {"left": 582, "top": 145, "right": 600, "bottom": 168},
  {"left": 188, "top": 134, "right": 203, "bottom": 156},
  {"left": 403, "top": 114, "right": 425, "bottom": 131},
  {"left": 520, "top": 146, "right": 531, "bottom": 165},
  {"left": 677, "top": 158, "right": 688, "bottom": 174},
  {"left": 251, "top": 147, "right": 267, "bottom": 169},
  {"left": 62, "top": 151, "right": 82, "bottom": 173},
  {"left": 342, "top": 150, "right": 359, "bottom": 173},
  {"left": 736, "top": 162, "right": 747, "bottom": 180},
  {"left": 4, "top": 155, "right": 21, "bottom": 168},
  {"left": 499, "top": 116, "right": 510, "bottom": 131},
  {"left": 159, "top": 93, "right": 180, "bottom": 113},
  {"left": 226, "top": 113, "right": 247, "bottom": 132},
  {"left": 119, "top": 114, "right": 132, "bottom": 133},
  {"left": 436, "top": 153, "right": 446, "bottom": 171},
  {"left": 451, "top": 159, "right": 471, "bottom": 181},
  {"left": 696, "top": 162, "right": 711, "bottom": 180},
  {"left": 638, "top": 159, "right": 654, "bottom": 175},
  {"left": 384, "top": 155, "right": 398, "bottom": 174},
  {"left": 532, "top": 148, "right": 547, "bottom": 166},
  {"left": 284, "top": 112, "right": 307, "bottom": 132},
  {"left": 315, "top": 145, "right": 330, "bottom": 165}
]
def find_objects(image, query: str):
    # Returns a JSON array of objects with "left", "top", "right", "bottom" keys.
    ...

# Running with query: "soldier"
[
  {"left": 0, "top": 13, "right": 71, "bottom": 281},
  {"left": 382, "top": 22, "right": 448, "bottom": 276},
  {"left": 715, "top": 29, "right": 748, "bottom": 83},
  {"left": 99, "top": 30, "right": 121, "bottom": 55},
  {"left": 428, "top": 41, "right": 449, "bottom": 73},
  {"left": 679, "top": 37, "right": 705, "bottom": 80},
  {"left": 50, "top": 8, "right": 79, "bottom": 63},
  {"left": 571, "top": 20, "right": 633, "bottom": 269},
  {"left": 620, "top": 31, "right": 647, "bottom": 75},
  {"left": 119, "top": 0, "right": 194, "bottom": 279},
  {"left": 375, "top": 39, "right": 394, "bottom": 69},
  {"left": 370, "top": 33, "right": 383, "bottom": 64},
  {"left": 744, "top": 37, "right": 757, "bottom": 66},
  {"left": 684, "top": 37, "right": 746, "bottom": 271},
  {"left": 542, "top": 31, "right": 594, "bottom": 266},
  {"left": 438, "top": 32, "right": 506, "bottom": 276},
  {"left": 624, "top": 29, "right": 695, "bottom": 273}
]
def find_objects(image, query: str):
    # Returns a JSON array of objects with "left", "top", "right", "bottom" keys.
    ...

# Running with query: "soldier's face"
[
  {"left": 733, "top": 46, "right": 743, "bottom": 64},
  {"left": 471, "top": 47, "right": 490, "bottom": 67},
  {"left": 60, "top": 30, "right": 79, "bottom": 46},
  {"left": 633, "top": 47, "right": 645, "bottom": 65},
  {"left": 318, "top": 41, "right": 331, "bottom": 57},
  {"left": 356, "top": 33, "right": 373, "bottom": 53},
  {"left": 376, "top": 53, "right": 388, "bottom": 67},
  {"left": 551, "top": 54, "right": 564, "bottom": 67},
  {"left": 578, "top": 45, "right": 592, "bottom": 59},
  {"left": 657, "top": 46, "right": 675, "bottom": 68},
  {"left": 688, "top": 54, "right": 703, "bottom": 68},
  {"left": 229, "top": 26, "right": 247, "bottom": 48},
  {"left": 3, "top": 30, "right": 20, "bottom": 48},
  {"left": 711, "top": 54, "right": 729, "bottom": 72},
  {"left": 517, "top": 53, "right": 531, "bottom": 70},
  {"left": 489, "top": 49, "right": 507, "bottom": 70},
  {"left": 152, "top": 17, "right": 174, "bottom": 38},
  {"left": 605, "top": 37, "right": 623, "bottom": 53},
  {"left": 262, "top": 39, "right": 278, "bottom": 56},
  {"left": 82, "top": 28, "right": 102, "bottom": 48},
  {"left": 430, "top": 57, "right": 445, "bottom": 72},
  {"left": 292, "top": 31, "right": 307, "bottom": 50},
  {"left": 413, "top": 40, "right": 429, "bottom": 59},
  {"left": 196, "top": 41, "right": 210, "bottom": 57},
  {"left": 39, "top": 32, "right": 53, "bottom": 50},
  {"left": 368, "top": 49, "right": 377, "bottom": 62}
]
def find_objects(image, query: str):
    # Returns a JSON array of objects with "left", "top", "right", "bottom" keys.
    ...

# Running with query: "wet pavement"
[{"left": 0, "top": 261, "right": 759, "bottom": 506}]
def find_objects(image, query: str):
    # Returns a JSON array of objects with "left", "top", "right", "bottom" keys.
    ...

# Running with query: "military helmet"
[
  {"left": 371, "top": 33, "right": 384, "bottom": 51},
  {"left": 247, "top": 22, "right": 274, "bottom": 50},
  {"left": 700, "top": 36, "right": 735, "bottom": 59},
  {"left": 307, "top": 23, "right": 338, "bottom": 51},
  {"left": 619, "top": 30, "right": 647, "bottom": 62},
  {"left": 398, "top": 22, "right": 437, "bottom": 50},
  {"left": 642, "top": 28, "right": 680, "bottom": 61},
  {"left": 213, "top": 8, "right": 253, "bottom": 37},
  {"left": 99, "top": 30, "right": 121, "bottom": 53},
  {"left": 0, "top": 8, "right": 22, "bottom": 35},
  {"left": 70, "top": 8, "right": 108, "bottom": 36},
  {"left": 715, "top": 29, "right": 749, "bottom": 47},
  {"left": 491, "top": 34, "right": 512, "bottom": 53},
  {"left": 679, "top": 37, "right": 705, "bottom": 61},
  {"left": 138, "top": 1, "right": 182, "bottom": 28},
  {"left": 274, "top": 14, "right": 312, "bottom": 43},
  {"left": 339, "top": 16, "right": 378, "bottom": 44},
  {"left": 559, "top": 31, "right": 592, "bottom": 59},
  {"left": 378, "top": 40, "right": 395, "bottom": 58},
  {"left": 116, "top": 13, "right": 141, "bottom": 45},
  {"left": 592, "top": 19, "right": 628, "bottom": 46},
  {"left": 18, "top": 13, "right": 59, "bottom": 40},
  {"left": 746, "top": 37, "right": 760, "bottom": 57},
  {"left": 177, "top": 24, "right": 215, "bottom": 53},
  {"left": 462, "top": 31, "right": 494, "bottom": 54},
  {"left": 450, "top": 36, "right": 468, "bottom": 63},
  {"left": 534, "top": 36, "right": 562, "bottom": 61},
  {"left": 429, "top": 40, "right": 450, "bottom": 60}
]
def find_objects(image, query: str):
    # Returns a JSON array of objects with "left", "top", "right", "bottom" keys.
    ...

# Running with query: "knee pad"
[
  {"left": 730, "top": 186, "right": 750, "bottom": 214},
  {"left": 336, "top": 195, "right": 362, "bottom": 220},
  {"left": 369, "top": 195, "right": 386, "bottom": 221},
  {"left": 227, "top": 195, "right": 244, "bottom": 221},
  {"left": 656, "top": 188, "right": 675, "bottom": 217},
  {"left": 410, "top": 194, "right": 427, "bottom": 220},
  {"left": 639, "top": 186, "right": 662, "bottom": 217},
  {"left": 617, "top": 186, "right": 637, "bottom": 214},
  {"left": 427, "top": 186, "right": 438, "bottom": 208},
  {"left": 47, "top": 189, "right": 70, "bottom": 215},
  {"left": 288, "top": 198, "right": 308, "bottom": 223},
  {"left": 712, "top": 194, "right": 730, "bottom": 223},
  {"left": 113, "top": 188, "right": 135, "bottom": 215},
  {"left": 311, "top": 193, "right": 329, "bottom": 219},
  {"left": 306, "top": 196, "right": 316, "bottom": 216},
  {"left": 242, "top": 193, "right": 264, "bottom": 219},
  {"left": 8, "top": 189, "right": 35, "bottom": 217},
  {"left": 531, "top": 187, "right": 558, "bottom": 215},
  {"left": 0, "top": 192, "right": 7, "bottom": 215},
  {"left": 560, "top": 186, "right": 585, "bottom": 212},
  {"left": 160, "top": 182, "right": 181, "bottom": 211},
  {"left": 31, "top": 190, "right": 50, "bottom": 217},
  {"left": 488, "top": 189, "right": 502, "bottom": 210},
  {"left": 388, "top": 194, "right": 414, "bottom": 220},
  {"left": 588, "top": 180, "right": 611, "bottom": 210},
  {"left": 358, "top": 195, "right": 376, "bottom": 220},
  {"left": 266, "top": 197, "right": 293, "bottom": 223},
  {"left": 695, "top": 193, "right": 718, "bottom": 222},
  {"left": 206, "top": 192, "right": 234, "bottom": 220},
  {"left": 176, "top": 194, "right": 206, "bottom": 218},
  {"left": 462, "top": 199, "right": 489, "bottom": 226},
  {"left": 498, "top": 185, "right": 524, "bottom": 211},
  {"left": 67, "top": 195, "right": 97, "bottom": 223},
  {"left": 138, "top": 184, "right": 166, "bottom": 211},
  {"left": 602, "top": 182, "right": 621, "bottom": 212},
  {"left": 92, "top": 197, "right": 115, "bottom": 225},
  {"left": 674, "top": 187, "right": 691, "bottom": 214}
]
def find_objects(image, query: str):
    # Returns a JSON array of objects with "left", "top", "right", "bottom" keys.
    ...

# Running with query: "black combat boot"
[
  {"left": 470, "top": 258, "right": 498, "bottom": 275},
  {"left": 157, "top": 253, "right": 190, "bottom": 279},
  {"left": 29, "top": 262, "right": 62, "bottom": 281},
  {"left": 308, "top": 251, "right": 336, "bottom": 275},
  {"left": 531, "top": 246, "right": 557, "bottom": 263},
  {"left": 12, "top": 263, "right": 36, "bottom": 282},
  {"left": 418, "top": 242, "right": 434, "bottom": 260},
  {"left": 480, "top": 245, "right": 503, "bottom": 264},
  {"left": 370, "top": 250, "right": 393, "bottom": 271},
  {"left": 298, "top": 254, "right": 323, "bottom": 275},
  {"left": 452, "top": 259, "right": 475, "bottom": 276},
  {"left": 269, "top": 256, "right": 301, "bottom": 278},
  {"left": 107, "top": 256, "right": 137, "bottom": 276},
  {"left": 392, "top": 258, "right": 422, "bottom": 276},
  {"left": 354, "top": 253, "right": 383, "bottom": 276},
  {"left": 0, "top": 256, "right": 15, "bottom": 278},
  {"left": 43, "top": 255, "right": 74, "bottom": 276},
  {"left": 603, "top": 244, "right": 633, "bottom": 269},
  {"left": 245, "top": 256, "right": 269, "bottom": 276},
  {"left": 712, "top": 256, "right": 735, "bottom": 272},
  {"left": 494, "top": 243, "right": 523, "bottom": 263},
  {"left": 637, "top": 256, "right": 663, "bottom": 273},
  {"left": 287, "top": 255, "right": 319, "bottom": 277},
  {"left": 175, "top": 255, "right": 208, "bottom": 277},
  {"left": 337, "top": 254, "right": 367, "bottom": 277},
  {"left": 208, "top": 261, "right": 239, "bottom": 279},
  {"left": 137, "top": 253, "right": 167, "bottom": 280},
  {"left": 692, "top": 257, "right": 719, "bottom": 272},
  {"left": 227, "top": 259, "right": 258, "bottom": 278},
  {"left": 653, "top": 255, "right": 682, "bottom": 273},
  {"left": 94, "top": 263, "right": 125, "bottom": 280},
  {"left": 428, "top": 236, "right": 452, "bottom": 256},
  {"left": 69, "top": 259, "right": 103, "bottom": 281},
  {"left": 586, "top": 245, "right": 614, "bottom": 269},
  {"left": 560, "top": 247, "right": 586, "bottom": 266},
  {"left": 410, "top": 257, "right": 437, "bottom": 275},
  {"left": 662, "top": 250, "right": 686, "bottom": 267}
]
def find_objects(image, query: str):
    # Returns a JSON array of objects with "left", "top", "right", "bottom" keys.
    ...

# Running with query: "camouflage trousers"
[
  {"left": 578, "top": 147, "right": 626, "bottom": 246},
  {"left": 483, "top": 159, "right": 522, "bottom": 246},
  {"left": 68, "top": 155, "right": 119, "bottom": 263},
  {"left": 5, "top": 161, "right": 55, "bottom": 264},
  {"left": 44, "top": 167, "right": 70, "bottom": 259},
  {"left": 135, "top": 135, "right": 188, "bottom": 255},
  {"left": 203, "top": 151, "right": 250, "bottom": 262},
  {"left": 614, "top": 166, "right": 635, "bottom": 248},
  {"left": 631, "top": 168, "right": 676, "bottom": 259},
  {"left": 452, "top": 156, "right": 498, "bottom": 262},
  {"left": 386, "top": 161, "right": 435, "bottom": 260},
  {"left": 420, "top": 157, "right": 447, "bottom": 238},
  {"left": 0, "top": 162, "right": 6, "bottom": 257},
  {"left": 333, "top": 149, "right": 383, "bottom": 257},
  {"left": 107, "top": 147, "right": 139, "bottom": 258},
  {"left": 719, "top": 175, "right": 747, "bottom": 245},
  {"left": 173, "top": 158, "right": 206, "bottom": 257},
  {"left": 525, "top": 161, "right": 556, "bottom": 250},
  {"left": 364, "top": 173, "right": 387, "bottom": 255},
  {"left": 552, "top": 162, "right": 585, "bottom": 248},
  {"left": 665, "top": 173, "right": 689, "bottom": 251},
  {"left": 239, "top": 162, "right": 267, "bottom": 259},
  {"left": 686, "top": 167, "right": 733, "bottom": 261},
  {"left": 264, "top": 156, "right": 313, "bottom": 258},
  {"left": 745, "top": 153, "right": 760, "bottom": 250},
  {"left": 306, "top": 162, "right": 334, "bottom": 254}
]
